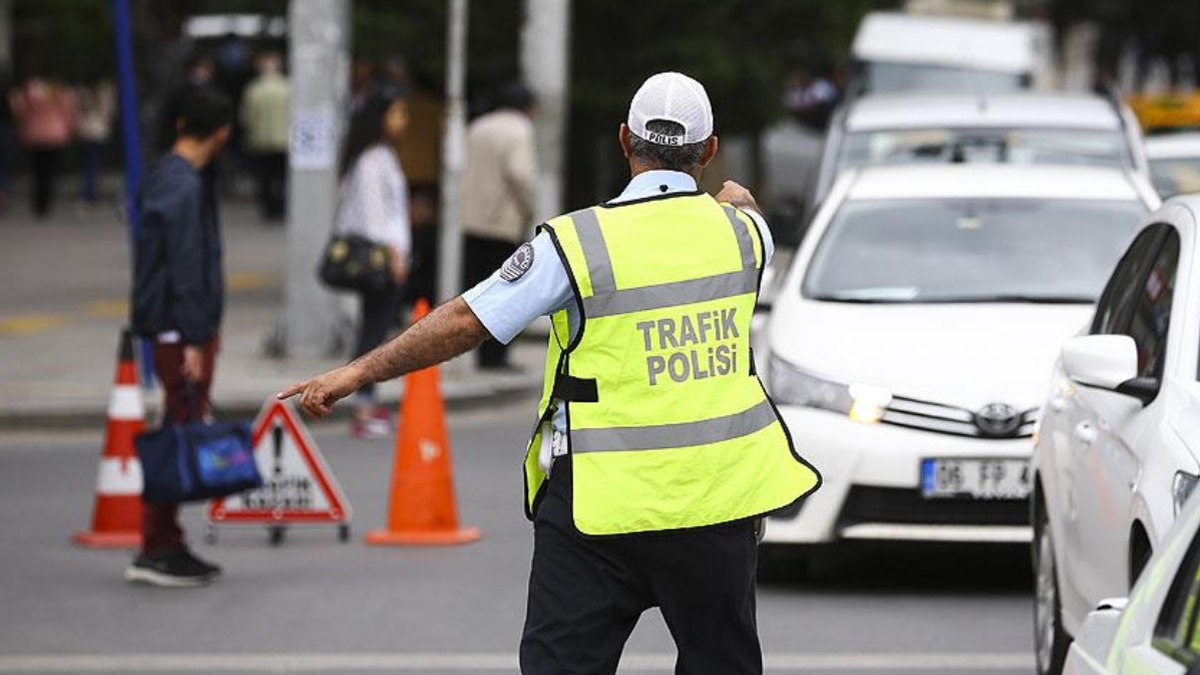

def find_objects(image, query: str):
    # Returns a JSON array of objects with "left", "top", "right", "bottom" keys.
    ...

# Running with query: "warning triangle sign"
[{"left": 208, "top": 398, "right": 352, "bottom": 525}]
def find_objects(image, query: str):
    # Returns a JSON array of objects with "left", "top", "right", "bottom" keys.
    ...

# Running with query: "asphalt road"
[{"left": 0, "top": 395, "right": 1034, "bottom": 674}]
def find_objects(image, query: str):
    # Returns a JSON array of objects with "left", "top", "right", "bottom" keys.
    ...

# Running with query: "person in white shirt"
[{"left": 332, "top": 86, "right": 412, "bottom": 438}]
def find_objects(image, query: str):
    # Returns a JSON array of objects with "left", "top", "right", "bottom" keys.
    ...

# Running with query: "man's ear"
[
  {"left": 618, "top": 123, "right": 633, "bottom": 159},
  {"left": 699, "top": 135, "right": 719, "bottom": 168},
  {"left": 214, "top": 125, "right": 233, "bottom": 147}
]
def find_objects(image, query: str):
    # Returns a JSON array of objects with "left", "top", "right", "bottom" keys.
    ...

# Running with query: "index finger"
[{"left": 277, "top": 381, "right": 307, "bottom": 400}]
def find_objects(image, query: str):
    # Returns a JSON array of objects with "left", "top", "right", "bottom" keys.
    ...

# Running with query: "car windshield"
[
  {"left": 1149, "top": 156, "right": 1200, "bottom": 198},
  {"left": 840, "top": 128, "right": 1132, "bottom": 171},
  {"left": 862, "top": 62, "right": 1026, "bottom": 94},
  {"left": 803, "top": 198, "right": 1145, "bottom": 304}
]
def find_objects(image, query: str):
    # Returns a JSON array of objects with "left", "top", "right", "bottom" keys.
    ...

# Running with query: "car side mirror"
[
  {"left": 1061, "top": 335, "right": 1157, "bottom": 405},
  {"left": 1072, "top": 596, "right": 1128, "bottom": 661}
]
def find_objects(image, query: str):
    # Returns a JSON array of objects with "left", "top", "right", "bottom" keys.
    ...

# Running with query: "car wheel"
[
  {"left": 1034, "top": 512, "right": 1069, "bottom": 675},
  {"left": 757, "top": 543, "right": 811, "bottom": 583}
]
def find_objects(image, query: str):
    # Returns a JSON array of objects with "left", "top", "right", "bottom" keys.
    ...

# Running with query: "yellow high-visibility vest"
[{"left": 523, "top": 192, "right": 821, "bottom": 535}]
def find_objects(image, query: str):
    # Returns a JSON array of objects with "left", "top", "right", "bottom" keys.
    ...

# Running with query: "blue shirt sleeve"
[{"left": 462, "top": 232, "right": 573, "bottom": 344}]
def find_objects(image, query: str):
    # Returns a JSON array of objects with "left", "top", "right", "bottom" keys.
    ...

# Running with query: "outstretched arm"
[{"left": 278, "top": 297, "right": 490, "bottom": 417}]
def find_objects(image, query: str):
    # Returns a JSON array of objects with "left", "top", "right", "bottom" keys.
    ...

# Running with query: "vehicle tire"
[
  {"left": 1034, "top": 511, "right": 1070, "bottom": 675},
  {"left": 756, "top": 543, "right": 811, "bottom": 583}
]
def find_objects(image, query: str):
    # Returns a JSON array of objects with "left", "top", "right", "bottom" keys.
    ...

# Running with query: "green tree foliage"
[
  {"left": 566, "top": 0, "right": 892, "bottom": 202},
  {"left": 12, "top": 0, "right": 114, "bottom": 81}
]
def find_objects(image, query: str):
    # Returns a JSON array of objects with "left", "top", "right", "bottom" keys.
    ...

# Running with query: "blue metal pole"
[{"left": 111, "top": 0, "right": 154, "bottom": 385}]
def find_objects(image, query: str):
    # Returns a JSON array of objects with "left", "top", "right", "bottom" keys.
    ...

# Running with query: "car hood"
[{"left": 768, "top": 300, "right": 1093, "bottom": 411}]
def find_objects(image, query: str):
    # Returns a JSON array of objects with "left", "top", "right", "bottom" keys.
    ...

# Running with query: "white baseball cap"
[{"left": 626, "top": 72, "right": 714, "bottom": 146}]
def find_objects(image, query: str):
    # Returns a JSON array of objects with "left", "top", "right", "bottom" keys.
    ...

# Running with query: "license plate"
[{"left": 921, "top": 458, "right": 1031, "bottom": 499}]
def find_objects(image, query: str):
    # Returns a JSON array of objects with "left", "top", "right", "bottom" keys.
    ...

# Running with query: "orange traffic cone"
[
  {"left": 72, "top": 329, "right": 145, "bottom": 548},
  {"left": 364, "top": 299, "right": 481, "bottom": 546}
]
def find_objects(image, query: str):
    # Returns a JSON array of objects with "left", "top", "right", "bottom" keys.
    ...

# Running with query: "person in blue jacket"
[{"left": 128, "top": 86, "right": 232, "bottom": 587}]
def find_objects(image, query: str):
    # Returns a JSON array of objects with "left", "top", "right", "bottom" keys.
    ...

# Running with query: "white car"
[
  {"left": 813, "top": 92, "right": 1149, "bottom": 208},
  {"left": 1146, "top": 133, "right": 1200, "bottom": 198},
  {"left": 1032, "top": 196, "right": 1200, "bottom": 675},
  {"left": 1063, "top": 487, "right": 1200, "bottom": 675},
  {"left": 761, "top": 164, "right": 1157, "bottom": 558}
]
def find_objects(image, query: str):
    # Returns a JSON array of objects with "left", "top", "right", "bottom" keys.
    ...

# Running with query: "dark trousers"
[
  {"left": 142, "top": 338, "right": 217, "bottom": 555},
  {"left": 463, "top": 233, "right": 518, "bottom": 368},
  {"left": 80, "top": 141, "right": 105, "bottom": 203},
  {"left": 355, "top": 284, "right": 401, "bottom": 402},
  {"left": 253, "top": 151, "right": 287, "bottom": 221},
  {"left": 520, "top": 457, "right": 763, "bottom": 675},
  {"left": 29, "top": 146, "right": 62, "bottom": 217}
]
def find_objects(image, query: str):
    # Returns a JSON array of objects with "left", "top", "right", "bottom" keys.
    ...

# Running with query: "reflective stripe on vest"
[
  {"left": 572, "top": 399, "right": 776, "bottom": 453},
  {"left": 523, "top": 193, "right": 821, "bottom": 535}
]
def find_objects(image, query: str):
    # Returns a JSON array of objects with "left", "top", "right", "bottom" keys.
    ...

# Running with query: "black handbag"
[
  {"left": 136, "top": 392, "right": 262, "bottom": 505},
  {"left": 318, "top": 234, "right": 392, "bottom": 292}
]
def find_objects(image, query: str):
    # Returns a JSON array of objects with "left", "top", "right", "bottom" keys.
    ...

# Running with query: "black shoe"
[
  {"left": 123, "top": 548, "right": 214, "bottom": 587},
  {"left": 177, "top": 546, "right": 222, "bottom": 579}
]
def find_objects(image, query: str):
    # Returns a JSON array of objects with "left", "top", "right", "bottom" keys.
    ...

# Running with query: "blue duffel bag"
[{"left": 137, "top": 410, "right": 262, "bottom": 505}]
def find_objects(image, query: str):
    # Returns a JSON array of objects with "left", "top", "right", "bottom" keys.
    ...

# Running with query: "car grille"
[
  {"left": 881, "top": 395, "right": 1038, "bottom": 439},
  {"left": 838, "top": 486, "right": 1029, "bottom": 527}
]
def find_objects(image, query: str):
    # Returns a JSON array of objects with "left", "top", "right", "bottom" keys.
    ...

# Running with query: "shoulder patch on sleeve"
[{"left": 500, "top": 242, "right": 535, "bottom": 282}]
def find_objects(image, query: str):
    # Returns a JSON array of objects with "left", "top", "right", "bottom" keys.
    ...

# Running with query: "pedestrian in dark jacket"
[{"left": 127, "top": 86, "right": 232, "bottom": 587}]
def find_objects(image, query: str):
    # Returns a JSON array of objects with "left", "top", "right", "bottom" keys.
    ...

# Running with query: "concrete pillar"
[
  {"left": 436, "top": 0, "right": 470, "bottom": 303},
  {"left": 281, "top": 0, "right": 349, "bottom": 357},
  {"left": 520, "top": 0, "right": 571, "bottom": 220}
]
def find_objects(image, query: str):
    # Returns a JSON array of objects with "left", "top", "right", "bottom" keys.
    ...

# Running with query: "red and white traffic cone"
[{"left": 71, "top": 329, "right": 145, "bottom": 548}]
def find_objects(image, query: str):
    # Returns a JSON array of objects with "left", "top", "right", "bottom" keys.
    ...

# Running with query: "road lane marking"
[
  {"left": 228, "top": 270, "right": 278, "bottom": 292},
  {"left": 0, "top": 313, "right": 67, "bottom": 335},
  {"left": 0, "top": 652, "right": 1033, "bottom": 671},
  {"left": 0, "top": 271, "right": 278, "bottom": 336},
  {"left": 84, "top": 300, "right": 129, "bottom": 318}
]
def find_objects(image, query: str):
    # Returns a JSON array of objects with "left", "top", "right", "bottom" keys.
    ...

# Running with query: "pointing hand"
[{"left": 278, "top": 364, "right": 365, "bottom": 418}]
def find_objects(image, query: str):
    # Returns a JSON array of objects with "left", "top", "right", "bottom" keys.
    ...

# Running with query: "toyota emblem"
[{"left": 975, "top": 403, "right": 1021, "bottom": 437}]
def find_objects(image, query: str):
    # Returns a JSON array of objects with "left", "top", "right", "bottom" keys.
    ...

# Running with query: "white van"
[{"left": 852, "top": 12, "right": 1052, "bottom": 94}]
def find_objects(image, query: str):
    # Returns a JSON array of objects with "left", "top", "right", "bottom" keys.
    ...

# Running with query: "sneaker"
[
  {"left": 371, "top": 406, "right": 395, "bottom": 430},
  {"left": 123, "top": 548, "right": 213, "bottom": 587},
  {"left": 351, "top": 416, "right": 391, "bottom": 439},
  {"left": 177, "top": 546, "right": 222, "bottom": 579}
]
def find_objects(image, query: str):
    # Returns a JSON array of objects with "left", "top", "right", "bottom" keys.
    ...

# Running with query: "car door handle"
[{"left": 1074, "top": 422, "right": 1098, "bottom": 446}]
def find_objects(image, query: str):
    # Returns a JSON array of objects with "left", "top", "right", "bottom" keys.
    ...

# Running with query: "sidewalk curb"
[{"left": 0, "top": 377, "right": 542, "bottom": 431}]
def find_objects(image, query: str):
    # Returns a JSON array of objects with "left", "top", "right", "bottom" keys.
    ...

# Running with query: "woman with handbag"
[{"left": 331, "top": 85, "right": 412, "bottom": 438}]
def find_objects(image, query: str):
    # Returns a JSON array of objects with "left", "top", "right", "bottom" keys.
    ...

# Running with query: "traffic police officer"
[{"left": 282, "top": 72, "right": 821, "bottom": 675}]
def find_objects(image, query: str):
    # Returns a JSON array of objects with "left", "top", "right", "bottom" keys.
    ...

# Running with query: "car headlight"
[
  {"left": 768, "top": 356, "right": 892, "bottom": 424},
  {"left": 1173, "top": 472, "right": 1199, "bottom": 517}
]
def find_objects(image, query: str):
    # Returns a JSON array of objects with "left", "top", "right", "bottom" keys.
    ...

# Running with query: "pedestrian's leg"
[
  {"left": 472, "top": 237, "right": 516, "bottom": 369},
  {"left": 31, "top": 147, "right": 51, "bottom": 217},
  {"left": 141, "top": 503, "right": 184, "bottom": 555},
  {"left": 142, "top": 341, "right": 190, "bottom": 555},
  {"left": 520, "top": 481, "right": 646, "bottom": 674},
  {"left": 267, "top": 152, "right": 286, "bottom": 220},
  {"left": 649, "top": 521, "right": 763, "bottom": 675},
  {"left": 253, "top": 153, "right": 270, "bottom": 219},
  {"left": 42, "top": 147, "right": 61, "bottom": 216},
  {"left": 81, "top": 142, "right": 100, "bottom": 203},
  {"left": 351, "top": 287, "right": 397, "bottom": 431},
  {"left": 462, "top": 235, "right": 490, "bottom": 368}
]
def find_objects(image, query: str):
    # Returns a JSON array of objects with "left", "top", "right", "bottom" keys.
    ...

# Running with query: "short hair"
[
  {"left": 502, "top": 82, "right": 535, "bottom": 111},
  {"left": 628, "top": 120, "right": 707, "bottom": 173},
  {"left": 177, "top": 86, "right": 233, "bottom": 140}
]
